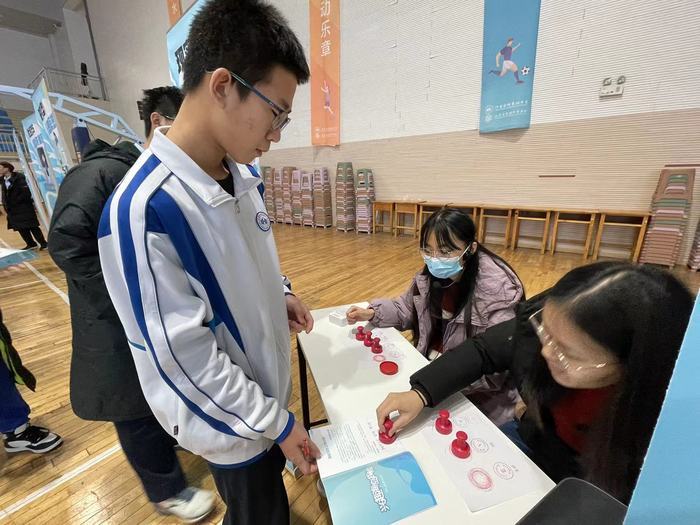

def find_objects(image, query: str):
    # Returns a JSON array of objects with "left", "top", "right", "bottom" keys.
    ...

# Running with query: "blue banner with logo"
[
  {"left": 12, "top": 130, "right": 50, "bottom": 231},
  {"left": 166, "top": 0, "right": 206, "bottom": 87},
  {"left": 21, "top": 114, "right": 60, "bottom": 216},
  {"left": 479, "top": 0, "right": 541, "bottom": 133}
]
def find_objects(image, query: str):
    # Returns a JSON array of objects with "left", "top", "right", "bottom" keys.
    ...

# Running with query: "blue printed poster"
[
  {"left": 323, "top": 452, "right": 436, "bottom": 525},
  {"left": 21, "top": 114, "right": 60, "bottom": 216},
  {"left": 480, "top": 0, "right": 542, "bottom": 133},
  {"left": 12, "top": 130, "right": 50, "bottom": 231}
]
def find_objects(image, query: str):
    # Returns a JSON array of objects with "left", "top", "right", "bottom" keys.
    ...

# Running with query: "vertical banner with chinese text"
[
  {"left": 167, "top": 0, "right": 183, "bottom": 27},
  {"left": 479, "top": 0, "right": 541, "bottom": 133},
  {"left": 12, "top": 130, "right": 50, "bottom": 231},
  {"left": 22, "top": 114, "right": 59, "bottom": 216},
  {"left": 310, "top": 0, "right": 340, "bottom": 146}
]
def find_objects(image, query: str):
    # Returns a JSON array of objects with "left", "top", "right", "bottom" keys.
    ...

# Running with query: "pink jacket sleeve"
[{"left": 368, "top": 280, "right": 417, "bottom": 331}]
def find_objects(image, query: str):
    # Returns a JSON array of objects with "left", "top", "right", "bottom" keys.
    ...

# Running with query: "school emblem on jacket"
[{"left": 256, "top": 211, "right": 271, "bottom": 232}]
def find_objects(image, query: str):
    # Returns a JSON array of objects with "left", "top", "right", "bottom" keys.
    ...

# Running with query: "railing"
[
  {"left": 29, "top": 67, "right": 108, "bottom": 101},
  {"left": 0, "top": 126, "right": 17, "bottom": 155}
]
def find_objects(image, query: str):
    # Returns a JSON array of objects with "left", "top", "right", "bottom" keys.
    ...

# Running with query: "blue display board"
[{"left": 625, "top": 296, "right": 700, "bottom": 524}]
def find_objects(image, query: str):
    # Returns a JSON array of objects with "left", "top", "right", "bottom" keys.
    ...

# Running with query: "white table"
[{"left": 296, "top": 304, "right": 554, "bottom": 524}]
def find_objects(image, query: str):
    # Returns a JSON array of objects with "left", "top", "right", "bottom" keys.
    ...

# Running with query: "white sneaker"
[{"left": 155, "top": 487, "right": 216, "bottom": 523}]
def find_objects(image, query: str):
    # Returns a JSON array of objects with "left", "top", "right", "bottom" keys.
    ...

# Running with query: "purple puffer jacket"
[{"left": 369, "top": 251, "right": 524, "bottom": 425}]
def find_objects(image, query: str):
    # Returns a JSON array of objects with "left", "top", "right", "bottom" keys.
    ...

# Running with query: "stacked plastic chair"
[
  {"left": 282, "top": 166, "right": 294, "bottom": 224},
  {"left": 291, "top": 169, "right": 302, "bottom": 225},
  {"left": 301, "top": 171, "right": 314, "bottom": 227},
  {"left": 261, "top": 166, "right": 276, "bottom": 221},
  {"left": 355, "top": 168, "right": 375, "bottom": 234},
  {"left": 335, "top": 162, "right": 355, "bottom": 232},
  {"left": 639, "top": 166, "right": 695, "bottom": 268},
  {"left": 312, "top": 168, "right": 333, "bottom": 228}
]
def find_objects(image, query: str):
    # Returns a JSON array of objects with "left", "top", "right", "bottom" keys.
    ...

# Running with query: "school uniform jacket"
[{"left": 98, "top": 128, "right": 294, "bottom": 467}]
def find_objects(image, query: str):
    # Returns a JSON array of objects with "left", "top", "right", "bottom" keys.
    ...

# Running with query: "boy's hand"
[
  {"left": 278, "top": 420, "right": 321, "bottom": 475},
  {"left": 286, "top": 295, "right": 314, "bottom": 334}
]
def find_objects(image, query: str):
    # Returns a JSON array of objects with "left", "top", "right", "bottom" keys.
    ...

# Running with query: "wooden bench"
[
  {"left": 372, "top": 201, "right": 394, "bottom": 234},
  {"left": 550, "top": 209, "right": 598, "bottom": 260},
  {"left": 593, "top": 210, "right": 651, "bottom": 263},
  {"left": 393, "top": 201, "right": 424, "bottom": 238},
  {"left": 478, "top": 206, "right": 514, "bottom": 248},
  {"left": 511, "top": 207, "right": 552, "bottom": 254}
]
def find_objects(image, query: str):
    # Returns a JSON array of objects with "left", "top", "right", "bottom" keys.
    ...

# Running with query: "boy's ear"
[{"left": 209, "top": 68, "right": 236, "bottom": 109}]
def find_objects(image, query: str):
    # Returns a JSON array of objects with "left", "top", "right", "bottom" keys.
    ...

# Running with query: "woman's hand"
[
  {"left": 375, "top": 390, "right": 425, "bottom": 437},
  {"left": 346, "top": 306, "right": 375, "bottom": 324}
]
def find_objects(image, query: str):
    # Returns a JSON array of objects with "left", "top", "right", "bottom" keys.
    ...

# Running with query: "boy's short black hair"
[
  {"left": 0, "top": 161, "right": 15, "bottom": 172},
  {"left": 183, "top": 0, "right": 310, "bottom": 97},
  {"left": 140, "top": 86, "right": 184, "bottom": 136}
]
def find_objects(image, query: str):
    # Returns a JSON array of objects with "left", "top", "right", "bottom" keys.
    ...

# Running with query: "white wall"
[
  {"left": 0, "top": 27, "right": 55, "bottom": 87},
  {"left": 48, "top": 21, "right": 76, "bottom": 73},
  {"left": 273, "top": 0, "right": 700, "bottom": 149},
  {"left": 84, "top": 0, "right": 700, "bottom": 149},
  {"left": 0, "top": 0, "right": 64, "bottom": 20},
  {"left": 84, "top": 0, "right": 172, "bottom": 141},
  {"left": 63, "top": 6, "right": 99, "bottom": 77}
]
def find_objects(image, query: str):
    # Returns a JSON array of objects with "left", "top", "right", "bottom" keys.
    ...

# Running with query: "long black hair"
[
  {"left": 524, "top": 262, "right": 694, "bottom": 502},
  {"left": 413, "top": 207, "right": 522, "bottom": 343}
]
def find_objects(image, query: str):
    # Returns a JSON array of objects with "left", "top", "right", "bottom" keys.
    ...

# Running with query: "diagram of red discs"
[{"left": 379, "top": 361, "right": 398, "bottom": 375}]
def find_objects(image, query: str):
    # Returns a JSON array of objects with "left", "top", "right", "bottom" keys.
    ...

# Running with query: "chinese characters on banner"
[
  {"left": 310, "top": 0, "right": 340, "bottom": 146},
  {"left": 479, "top": 0, "right": 541, "bottom": 133},
  {"left": 167, "top": 0, "right": 183, "bottom": 27}
]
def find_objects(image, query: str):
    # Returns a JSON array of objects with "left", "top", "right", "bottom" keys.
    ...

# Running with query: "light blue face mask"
[{"left": 422, "top": 246, "right": 471, "bottom": 279}]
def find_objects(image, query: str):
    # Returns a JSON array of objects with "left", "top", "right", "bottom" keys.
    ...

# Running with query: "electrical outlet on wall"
[{"left": 600, "top": 75, "right": 626, "bottom": 97}]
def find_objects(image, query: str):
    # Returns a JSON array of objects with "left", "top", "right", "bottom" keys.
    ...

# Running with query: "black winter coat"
[
  {"left": 48, "top": 140, "right": 152, "bottom": 422},
  {"left": 410, "top": 292, "right": 583, "bottom": 484},
  {"left": 1, "top": 172, "right": 40, "bottom": 230}
]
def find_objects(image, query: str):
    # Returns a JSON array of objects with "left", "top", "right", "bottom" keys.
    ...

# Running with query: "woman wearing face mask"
[
  {"left": 375, "top": 262, "right": 694, "bottom": 503},
  {"left": 347, "top": 207, "right": 524, "bottom": 424}
]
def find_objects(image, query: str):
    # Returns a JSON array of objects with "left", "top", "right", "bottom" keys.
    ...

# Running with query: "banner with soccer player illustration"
[{"left": 479, "top": 0, "right": 541, "bottom": 133}]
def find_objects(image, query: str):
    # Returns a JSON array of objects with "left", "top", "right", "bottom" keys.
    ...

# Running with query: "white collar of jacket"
[{"left": 150, "top": 126, "right": 261, "bottom": 207}]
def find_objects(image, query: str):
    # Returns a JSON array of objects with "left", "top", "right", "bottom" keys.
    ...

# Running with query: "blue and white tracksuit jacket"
[{"left": 98, "top": 128, "right": 294, "bottom": 467}]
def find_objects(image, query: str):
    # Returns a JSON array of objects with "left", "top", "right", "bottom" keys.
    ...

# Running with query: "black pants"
[
  {"left": 17, "top": 227, "right": 46, "bottom": 247},
  {"left": 113, "top": 415, "right": 187, "bottom": 503},
  {"left": 209, "top": 446, "right": 289, "bottom": 525}
]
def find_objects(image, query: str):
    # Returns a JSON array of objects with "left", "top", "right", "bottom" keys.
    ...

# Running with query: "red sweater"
[{"left": 551, "top": 386, "right": 615, "bottom": 453}]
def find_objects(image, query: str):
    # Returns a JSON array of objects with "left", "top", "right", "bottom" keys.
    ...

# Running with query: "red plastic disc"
[
  {"left": 378, "top": 431, "right": 396, "bottom": 444},
  {"left": 380, "top": 361, "right": 399, "bottom": 375}
]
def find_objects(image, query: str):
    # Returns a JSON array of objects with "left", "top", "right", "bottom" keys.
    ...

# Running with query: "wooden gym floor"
[{"left": 0, "top": 221, "right": 698, "bottom": 525}]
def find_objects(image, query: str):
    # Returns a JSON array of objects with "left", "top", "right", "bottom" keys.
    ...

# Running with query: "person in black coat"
[
  {"left": 48, "top": 87, "right": 215, "bottom": 522},
  {"left": 0, "top": 162, "right": 47, "bottom": 250},
  {"left": 376, "top": 262, "right": 693, "bottom": 504}
]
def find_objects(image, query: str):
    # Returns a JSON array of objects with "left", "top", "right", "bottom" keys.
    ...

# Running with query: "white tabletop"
[{"left": 297, "top": 304, "right": 554, "bottom": 524}]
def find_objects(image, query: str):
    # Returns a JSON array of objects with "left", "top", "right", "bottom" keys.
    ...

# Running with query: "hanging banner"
[
  {"left": 12, "top": 130, "right": 50, "bottom": 231},
  {"left": 167, "top": 0, "right": 183, "bottom": 27},
  {"left": 21, "top": 114, "right": 59, "bottom": 216},
  {"left": 479, "top": 0, "right": 541, "bottom": 133},
  {"left": 31, "top": 79, "right": 73, "bottom": 178},
  {"left": 310, "top": 0, "right": 340, "bottom": 146},
  {"left": 166, "top": 0, "right": 206, "bottom": 87}
]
